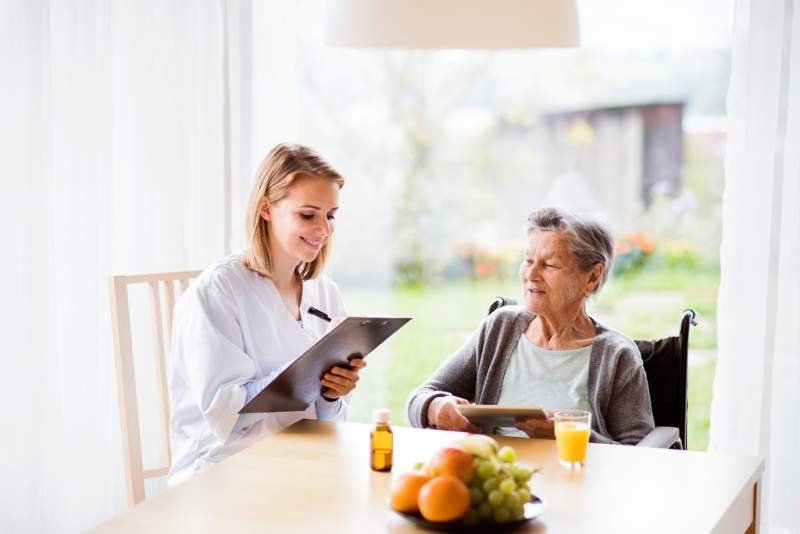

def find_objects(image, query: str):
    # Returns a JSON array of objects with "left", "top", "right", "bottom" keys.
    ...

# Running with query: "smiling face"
[
  {"left": 519, "top": 230, "right": 601, "bottom": 319},
  {"left": 261, "top": 175, "right": 340, "bottom": 268}
]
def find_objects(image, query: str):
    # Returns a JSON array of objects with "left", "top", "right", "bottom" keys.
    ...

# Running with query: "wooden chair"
[{"left": 109, "top": 270, "right": 201, "bottom": 506}]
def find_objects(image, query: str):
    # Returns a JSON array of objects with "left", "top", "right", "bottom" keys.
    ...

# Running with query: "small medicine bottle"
[{"left": 370, "top": 408, "right": 393, "bottom": 472}]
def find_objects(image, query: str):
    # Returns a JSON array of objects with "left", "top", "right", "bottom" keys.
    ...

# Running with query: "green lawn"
[
  {"left": 342, "top": 267, "right": 719, "bottom": 451},
  {"left": 687, "top": 358, "right": 715, "bottom": 451},
  {"left": 594, "top": 266, "right": 720, "bottom": 350}
]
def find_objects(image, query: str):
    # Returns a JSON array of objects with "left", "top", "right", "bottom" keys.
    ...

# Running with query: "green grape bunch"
[{"left": 452, "top": 436, "right": 539, "bottom": 525}]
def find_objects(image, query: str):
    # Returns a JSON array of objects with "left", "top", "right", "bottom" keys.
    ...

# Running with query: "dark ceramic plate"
[{"left": 392, "top": 495, "right": 545, "bottom": 532}]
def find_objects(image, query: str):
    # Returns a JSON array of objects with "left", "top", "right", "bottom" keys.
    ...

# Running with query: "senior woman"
[{"left": 406, "top": 207, "right": 654, "bottom": 445}]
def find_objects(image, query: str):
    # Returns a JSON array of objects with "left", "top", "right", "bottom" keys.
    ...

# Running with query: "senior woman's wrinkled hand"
[
  {"left": 427, "top": 395, "right": 483, "bottom": 433},
  {"left": 515, "top": 410, "right": 556, "bottom": 439},
  {"left": 320, "top": 357, "right": 366, "bottom": 400}
]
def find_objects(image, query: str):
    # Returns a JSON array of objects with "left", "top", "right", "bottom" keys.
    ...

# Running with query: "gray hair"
[{"left": 526, "top": 207, "right": 615, "bottom": 295}]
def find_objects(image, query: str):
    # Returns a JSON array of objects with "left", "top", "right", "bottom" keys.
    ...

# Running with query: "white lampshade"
[{"left": 324, "top": 0, "right": 580, "bottom": 49}]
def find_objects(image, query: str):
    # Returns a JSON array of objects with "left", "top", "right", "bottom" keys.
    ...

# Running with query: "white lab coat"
[{"left": 167, "top": 254, "right": 349, "bottom": 485}]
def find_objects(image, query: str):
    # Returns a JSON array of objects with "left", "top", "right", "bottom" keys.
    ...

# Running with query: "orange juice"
[{"left": 555, "top": 421, "right": 591, "bottom": 463}]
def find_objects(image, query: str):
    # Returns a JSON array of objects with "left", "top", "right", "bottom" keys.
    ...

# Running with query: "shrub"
[
  {"left": 446, "top": 242, "right": 521, "bottom": 282},
  {"left": 613, "top": 231, "right": 656, "bottom": 275},
  {"left": 661, "top": 239, "right": 700, "bottom": 269}
]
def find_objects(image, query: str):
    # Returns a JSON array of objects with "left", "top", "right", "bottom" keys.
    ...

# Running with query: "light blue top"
[{"left": 496, "top": 335, "right": 592, "bottom": 437}]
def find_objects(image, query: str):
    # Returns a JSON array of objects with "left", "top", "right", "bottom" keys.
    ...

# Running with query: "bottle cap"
[{"left": 373, "top": 408, "right": 390, "bottom": 424}]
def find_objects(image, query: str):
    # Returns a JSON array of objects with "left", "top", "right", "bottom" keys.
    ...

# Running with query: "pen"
[{"left": 307, "top": 306, "right": 332, "bottom": 322}]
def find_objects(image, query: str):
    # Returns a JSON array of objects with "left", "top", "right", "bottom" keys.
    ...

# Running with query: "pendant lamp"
[{"left": 324, "top": 0, "right": 580, "bottom": 49}]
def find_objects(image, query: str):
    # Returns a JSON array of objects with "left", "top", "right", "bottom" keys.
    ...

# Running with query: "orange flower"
[
  {"left": 638, "top": 233, "right": 656, "bottom": 253},
  {"left": 474, "top": 262, "right": 495, "bottom": 277},
  {"left": 621, "top": 232, "right": 656, "bottom": 254}
]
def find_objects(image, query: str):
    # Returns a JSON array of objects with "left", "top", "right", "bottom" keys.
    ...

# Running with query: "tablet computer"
[
  {"left": 457, "top": 404, "right": 546, "bottom": 429},
  {"left": 239, "top": 315, "right": 411, "bottom": 414}
]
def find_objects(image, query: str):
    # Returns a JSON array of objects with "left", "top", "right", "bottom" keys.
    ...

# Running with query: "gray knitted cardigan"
[{"left": 405, "top": 306, "right": 655, "bottom": 445}]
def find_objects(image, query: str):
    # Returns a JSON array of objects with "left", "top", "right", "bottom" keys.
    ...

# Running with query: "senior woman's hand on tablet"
[
  {"left": 427, "top": 396, "right": 483, "bottom": 433},
  {"left": 515, "top": 410, "right": 556, "bottom": 439},
  {"left": 321, "top": 357, "right": 366, "bottom": 400}
]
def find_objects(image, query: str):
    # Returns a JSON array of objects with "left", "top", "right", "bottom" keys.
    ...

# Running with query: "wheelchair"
[{"left": 489, "top": 297, "right": 697, "bottom": 449}]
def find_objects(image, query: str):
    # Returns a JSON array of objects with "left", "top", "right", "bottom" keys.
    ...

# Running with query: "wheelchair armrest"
[{"left": 636, "top": 426, "right": 681, "bottom": 449}]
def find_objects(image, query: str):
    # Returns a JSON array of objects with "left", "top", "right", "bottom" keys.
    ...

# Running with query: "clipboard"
[
  {"left": 239, "top": 316, "right": 411, "bottom": 414},
  {"left": 457, "top": 404, "right": 546, "bottom": 429}
]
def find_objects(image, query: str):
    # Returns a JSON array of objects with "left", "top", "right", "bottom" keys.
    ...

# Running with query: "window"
[{"left": 297, "top": 0, "right": 732, "bottom": 450}]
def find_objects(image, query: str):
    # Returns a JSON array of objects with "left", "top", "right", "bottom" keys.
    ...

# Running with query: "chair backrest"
[
  {"left": 109, "top": 270, "right": 201, "bottom": 506},
  {"left": 487, "top": 298, "right": 696, "bottom": 449},
  {"left": 635, "top": 309, "right": 696, "bottom": 449}
]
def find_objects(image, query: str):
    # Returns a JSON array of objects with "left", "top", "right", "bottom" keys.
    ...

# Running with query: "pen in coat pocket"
[{"left": 307, "top": 306, "right": 332, "bottom": 322}]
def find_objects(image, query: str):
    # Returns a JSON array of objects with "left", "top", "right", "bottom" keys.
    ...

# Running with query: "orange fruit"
[
  {"left": 418, "top": 476, "right": 471, "bottom": 522},
  {"left": 389, "top": 472, "right": 431, "bottom": 513},
  {"left": 428, "top": 447, "right": 475, "bottom": 483}
]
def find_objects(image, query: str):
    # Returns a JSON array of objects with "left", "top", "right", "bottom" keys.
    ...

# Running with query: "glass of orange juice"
[{"left": 554, "top": 410, "right": 592, "bottom": 468}]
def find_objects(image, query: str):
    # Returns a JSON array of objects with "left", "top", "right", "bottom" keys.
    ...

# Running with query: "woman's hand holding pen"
[{"left": 321, "top": 358, "right": 366, "bottom": 400}]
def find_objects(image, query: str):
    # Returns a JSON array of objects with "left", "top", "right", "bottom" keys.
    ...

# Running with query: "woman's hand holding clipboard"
[
  {"left": 239, "top": 314, "right": 411, "bottom": 413},
  {"left": 307, "top": 307, "right": 367, "bottom": 401}
]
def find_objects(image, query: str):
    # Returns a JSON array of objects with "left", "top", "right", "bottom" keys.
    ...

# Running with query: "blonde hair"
[{"left": 242, "top": 143, "right": 344, "bottom": 280}]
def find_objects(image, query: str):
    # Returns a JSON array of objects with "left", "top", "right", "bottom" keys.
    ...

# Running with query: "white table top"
[{"left": 91, "top": 419, "right": 764, "bottom": 533}]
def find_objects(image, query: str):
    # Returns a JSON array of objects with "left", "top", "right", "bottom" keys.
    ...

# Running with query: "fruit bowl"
[
  {"left": 392, "top": 494, "right": 546, "bottom": 532},
  {"left": 388, "top": 435, "right": 545, "bottom": 531}
]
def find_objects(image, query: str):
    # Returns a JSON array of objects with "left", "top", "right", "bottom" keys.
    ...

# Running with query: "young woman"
[{"left": 168, "top": 143, "right": 365, "bottom": 485}]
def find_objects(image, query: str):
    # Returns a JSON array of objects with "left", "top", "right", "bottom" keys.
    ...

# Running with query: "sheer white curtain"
[
  {"left": 0, "top": 1, "right": 297, "bottom": 532},
  {"left": 710, "top": 0, "right": 799, "bottom": 533}
]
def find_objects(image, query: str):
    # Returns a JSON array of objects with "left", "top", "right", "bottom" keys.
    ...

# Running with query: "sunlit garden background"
[{"left": 295, "top": 0, "right": 731, "bottom": 451}]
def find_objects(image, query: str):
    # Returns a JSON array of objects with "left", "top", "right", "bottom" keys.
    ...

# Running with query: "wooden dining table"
[{"left": 91, "top": 419, "right": 764, "bottom": 533}]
